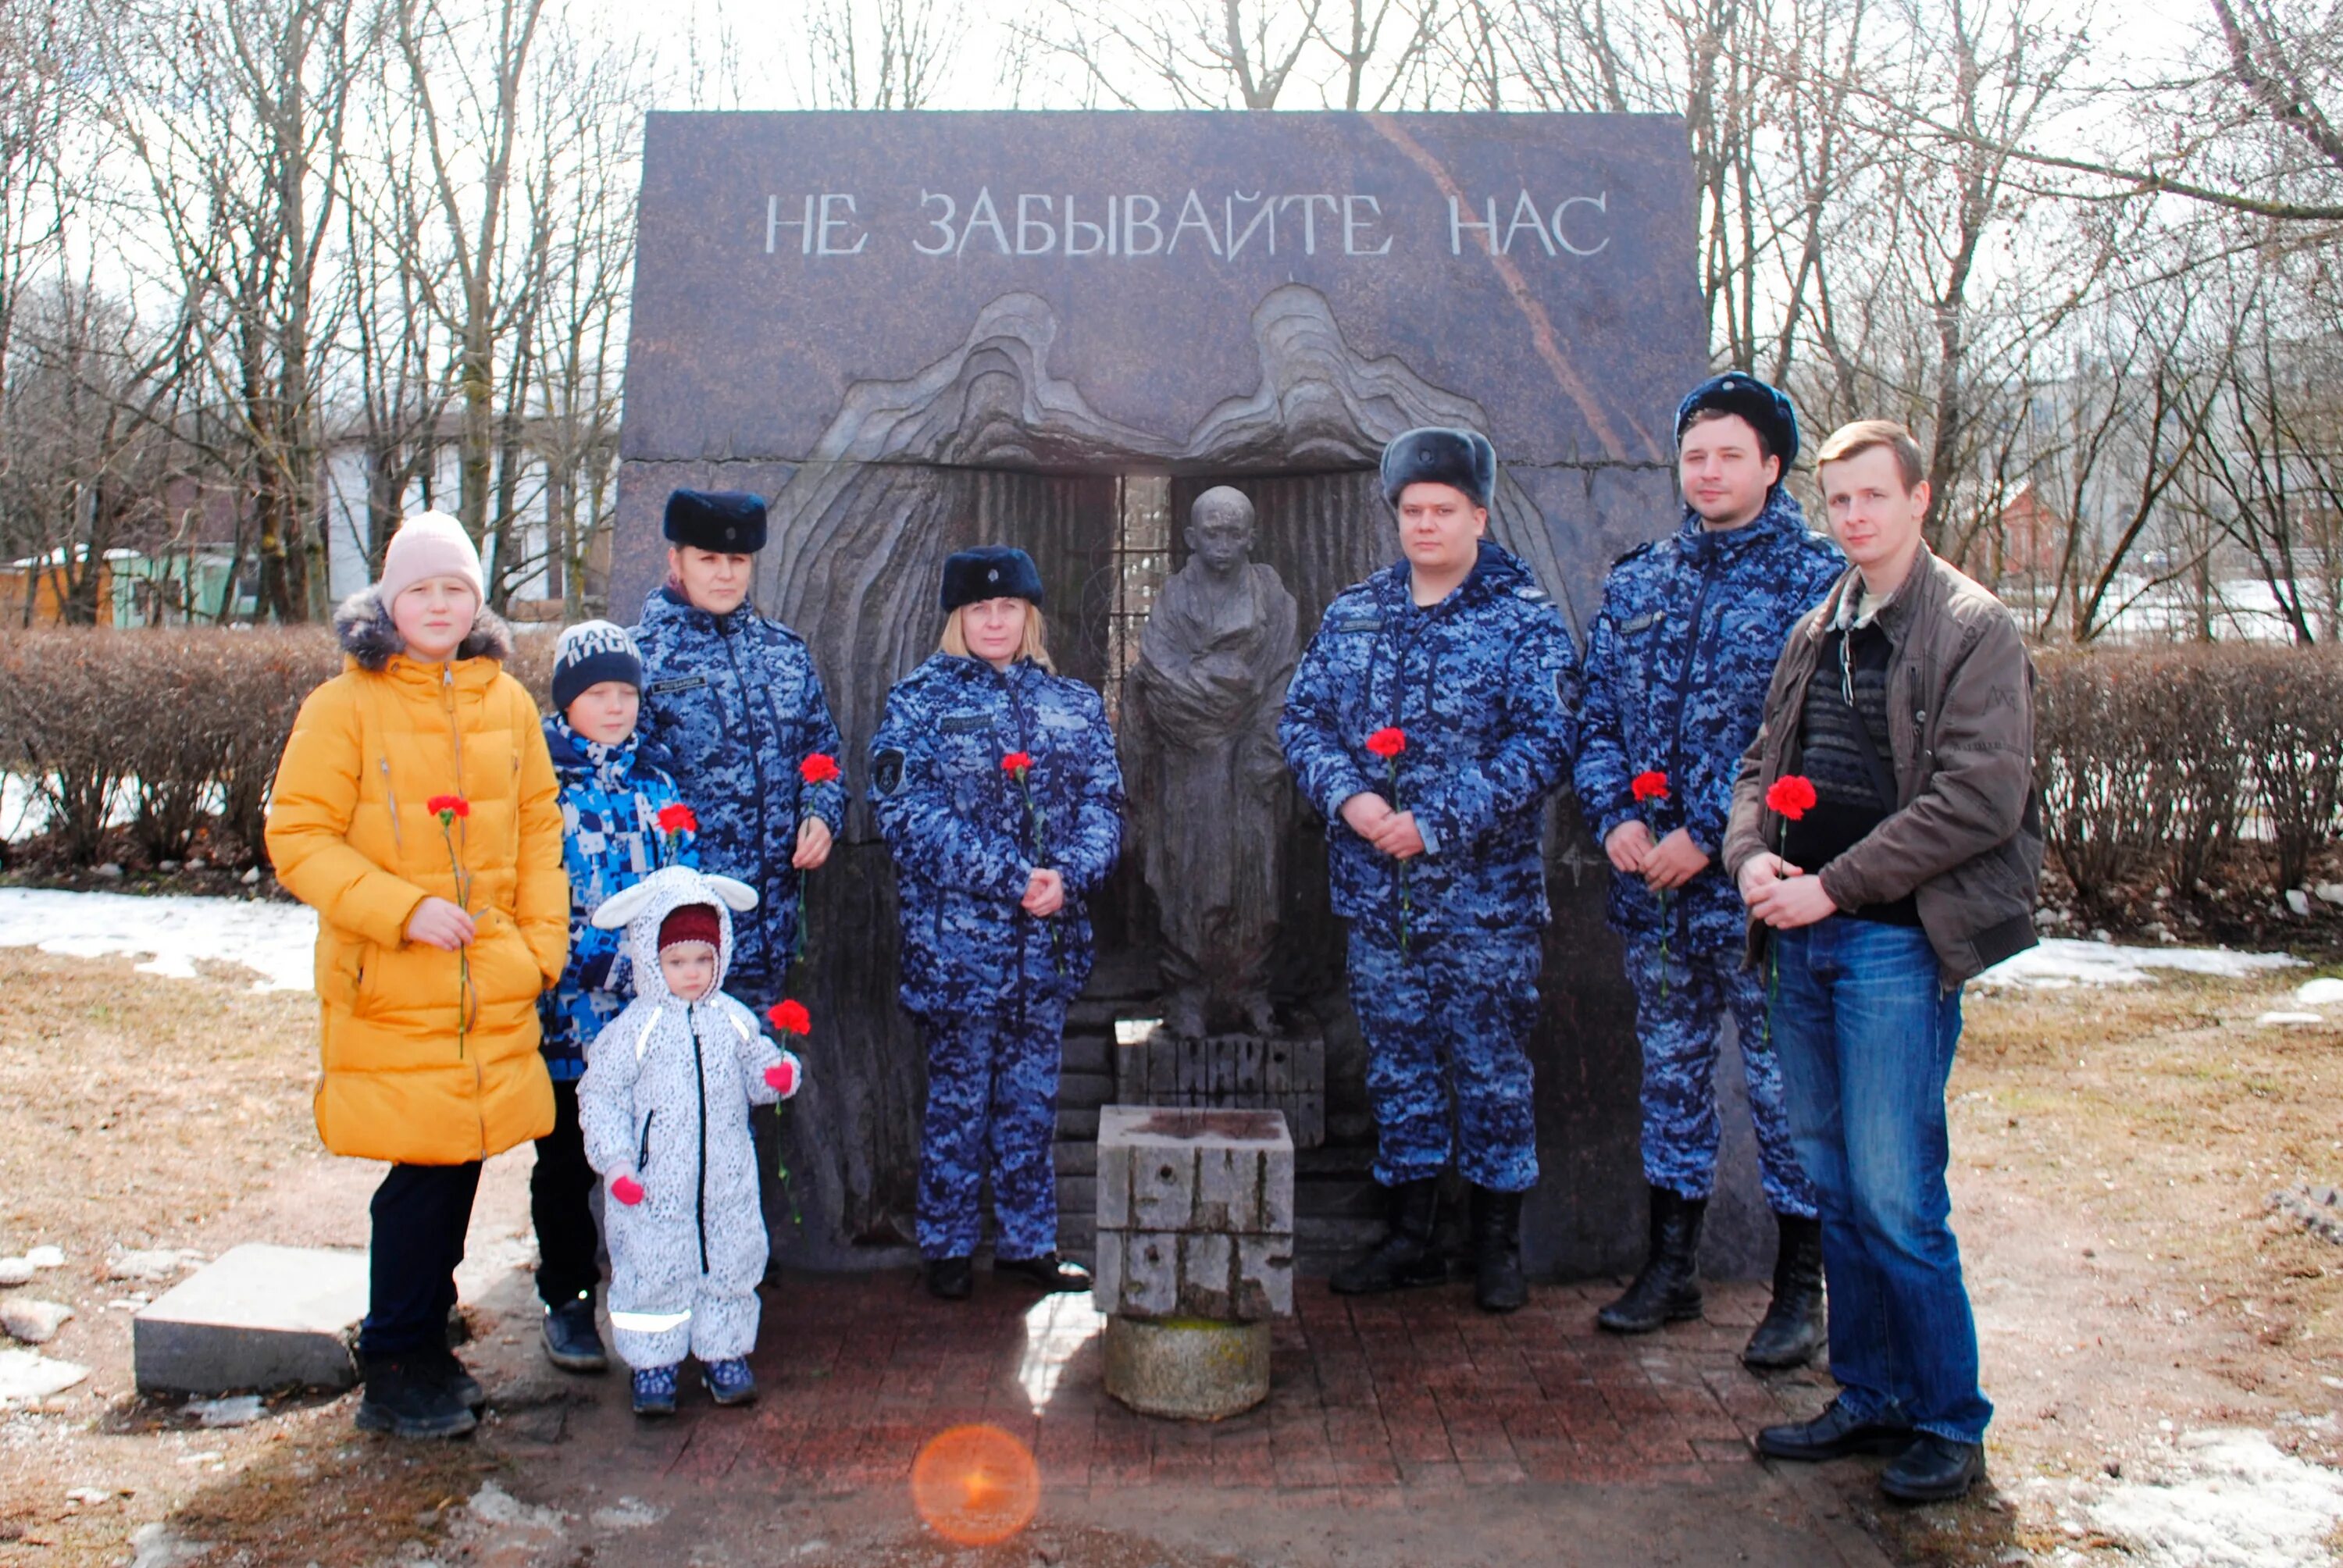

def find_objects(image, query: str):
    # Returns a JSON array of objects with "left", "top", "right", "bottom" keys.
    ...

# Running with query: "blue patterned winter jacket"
[
  {"left": 1280, "top": 540, "right": 1580, "bottom": 935},
  {"left": 1573, "top": 490, "right": 1843, "bottom": 951},
  {"left": 630, "top": 587, "right": 847, "bottom": 1000},
  {"left": 868, "top": 654, "right": 1125, "bottom": 1021},
  {"left": 537, "top": 716, "right": 699, "bottom": 1080}
]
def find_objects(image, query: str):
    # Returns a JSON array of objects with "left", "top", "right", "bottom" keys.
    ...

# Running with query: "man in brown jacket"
[{"left": 1721, "top": 420, "right": 2041, "bottom": 1504}]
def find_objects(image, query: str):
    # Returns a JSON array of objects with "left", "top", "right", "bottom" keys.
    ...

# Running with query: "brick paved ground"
[
  {"left": 462, "top": 1267, "right": 1895, "bottom": 1566},
  {"left": 604, "top": 1270, "right": 1825, "bottom": 1502}
]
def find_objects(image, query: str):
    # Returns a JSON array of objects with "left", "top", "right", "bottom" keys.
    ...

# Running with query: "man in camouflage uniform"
[
  {"left": 629, "top": 489, "right": 847, "bottom": 1012},
  {"left": 1280, "top": 428, "right": 1578, "bottom": 1314},
  {"left": 1574, "top": 372, "right": 1842, "bottom": 1367}
]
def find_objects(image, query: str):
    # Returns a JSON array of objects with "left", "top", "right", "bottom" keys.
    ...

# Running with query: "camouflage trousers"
[
  {"left": 1346, "top": 924, "right": 1541, "bottom": 1193},
  {"left": 1624, "top": 936, "right": 1817, "bottom": 1218},
  {"left": 915, "top": 998, "right": 1068, "bottom": 1261}
]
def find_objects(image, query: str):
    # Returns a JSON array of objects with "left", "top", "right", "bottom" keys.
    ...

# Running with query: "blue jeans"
[{"left": 1771, "top": 918, "right": 1991, "bottom": 1444}]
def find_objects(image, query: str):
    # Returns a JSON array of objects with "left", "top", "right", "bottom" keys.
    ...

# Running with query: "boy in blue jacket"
[{"left": 533, "top": 620, "right": 697, "bottom": 1374}]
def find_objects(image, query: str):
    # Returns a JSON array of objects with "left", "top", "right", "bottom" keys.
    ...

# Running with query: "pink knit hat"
[{"left": 378, "top": 511, "right": 484, "bottom": 605}]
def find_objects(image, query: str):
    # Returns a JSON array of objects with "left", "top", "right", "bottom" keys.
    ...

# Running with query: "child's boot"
[
  {"left": 703, "top": 1358, "right": 757, "bottom": 1407},
  {"left": 541, "top": 1292, "right": 609, "bottom": 1374},
  {"left": 357, "top": 1352, "right": 478, "bottom": 1439},
  {"left": 631, "top": 1363, "right": 680, "bottom": 1417}
]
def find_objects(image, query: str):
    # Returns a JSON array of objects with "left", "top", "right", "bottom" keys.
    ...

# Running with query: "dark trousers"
[
  {"left": 532, "top": 1078, "right": 601, "bottom": 1306},
  {"left": 360, "top": 1160, "right": 482, "bottom": 1357}
]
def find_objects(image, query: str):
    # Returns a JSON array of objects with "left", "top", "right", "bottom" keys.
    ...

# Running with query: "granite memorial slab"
[{"left": 613, "top": 110, "right": 1772, "bottom": 1283}]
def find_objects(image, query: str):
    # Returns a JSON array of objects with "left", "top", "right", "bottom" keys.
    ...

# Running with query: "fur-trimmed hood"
[{"left": 334, "top": 587, "right": 515, "bottom": 672}]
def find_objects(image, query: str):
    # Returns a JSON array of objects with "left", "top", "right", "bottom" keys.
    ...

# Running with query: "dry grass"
[{"left": 0, "top": 950, "right": 318, "bottom": 1258}]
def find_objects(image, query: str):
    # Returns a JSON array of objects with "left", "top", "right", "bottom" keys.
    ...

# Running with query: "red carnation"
[
  {"left": 425, "top": 794, "right": 469, "bottom": 820},
  {"left": 800, "top": 753, "right": 841, "bottom": 786},
  {"left": 766, "top": 999, "right": 811, "bottom": 1036},
  {"left": 654, "top": 802, "right": 697, "bottom": 835},
  {"left": 1001, "top": 750, "right": 1033, "bottom": 776},
  {"left": 1765, "top": 775, "right": 1818, "bottom": 822},
  {"left": 1631, "top": 770, "right": 1669, "bottom": 803},
  {"left": 611, "top": 1174, "right": 644, "bottom": 1206},
  {"left": 1365, "top": 727, "right": 1407, "bottom": 759}
]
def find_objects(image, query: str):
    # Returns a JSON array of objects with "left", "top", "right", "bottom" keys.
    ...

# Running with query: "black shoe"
[
  {"left": 925, "top": 1256, "right": 973, "bottom": 1300},
  {"left": 541, "top": 1294, "right": 609, "bottom": 1374},
  {"left": 1742, "top": 1212, "right": 1827, "bottom": 1370},
  {"left": 1881, "top": 1435, "right": 1985, "bottom": 1502},
  {"left": 415, "top": 1342, "right": 486, "bottom": 1412},
  {"left": 1330, "top": 1178, "right": 1446, "bottom": 1295},
  {"left": 1597, "top": 1185, "right": 1706, "bottom": 1333},
  {"left": 1755, "top": 1396, "right": 1915, "bottom": 1462},
  {"left": 1469, "top": 1186, "right": 1528, "bottom": 1313},
  {"left": 356, "top": 1352, "right": 478, "bottom": 1439},
  {"left": 995, "top": 1253, "right": 1091, "bottom": 1293}
]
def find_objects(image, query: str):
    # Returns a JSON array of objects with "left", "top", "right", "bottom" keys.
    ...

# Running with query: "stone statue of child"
[{"left": 1123, "top": 486, "right": 1300, "bottom": 1038}]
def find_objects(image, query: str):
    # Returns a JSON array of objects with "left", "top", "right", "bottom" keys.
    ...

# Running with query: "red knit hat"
[{"left": 658, "top": 903, "right": 722, "bottom": 954}]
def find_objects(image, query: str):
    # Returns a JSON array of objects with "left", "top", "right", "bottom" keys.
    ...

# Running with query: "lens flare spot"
[{"left": 911, "top": 1424, "right": 1039, "bottom": 1546}]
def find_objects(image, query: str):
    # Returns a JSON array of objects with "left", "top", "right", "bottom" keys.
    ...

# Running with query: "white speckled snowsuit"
[{"left": 578, "top": 866, "right": 799, "bottom": 1370}]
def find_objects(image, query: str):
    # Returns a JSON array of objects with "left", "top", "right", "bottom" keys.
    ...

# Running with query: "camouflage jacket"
[
  {"left": 868, "top": 654, "right": 1125, "bottom": 1020},
  {"left": 1280, "top": 540, "right": 1579, "bottom": 934},
  {"left": 1574, "top": 490, "right": 1842, "bottom": 950},
  {"left": 536, "top": 717, "right": 698, "bottom": 1079},
  {"left": 629, "top": 587, "right": 847, "bottom": 998}
]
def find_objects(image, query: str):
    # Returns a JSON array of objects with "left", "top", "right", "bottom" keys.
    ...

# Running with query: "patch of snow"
[
  {"left": 2257, "top": 1011, "right": 2327, "bottom": 1028},
  {"left": 2298, "top": 978, "right": 2343, "bottom": 1006},
  {"left": 25, "top": 1245, "right": 63, "bottom": 1269},
  {"left": 128, "top": 1521, "right": 210, "bottom": 1568},
  {"left": 2090, "top": 1428, "right": 2343, "bottom": 1567},
  {"left": 1977, "top": 938, "right": 2304, "bottom": 989},
  {"left": 187, "top": 1394, "right": 265, "bottom": 1428},
  {"left": 0, "top": 1348, "right": 87, "bottom": 1402},
  {"left": 588, "top": 1497, "right": 665, "bottom": 1531},
  {"left": 0, "top": 889, "right": 315, "bottom": 992}
]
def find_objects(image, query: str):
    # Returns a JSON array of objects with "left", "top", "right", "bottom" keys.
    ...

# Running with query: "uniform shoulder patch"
[
  {"left": 874, "top": 747, "right": 906, "bottom": 796},
  {"left": 1512, "top": 584, "right": 1551, "bottom": 604}
]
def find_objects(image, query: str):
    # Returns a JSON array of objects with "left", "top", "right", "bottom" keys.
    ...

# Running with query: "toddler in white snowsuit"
[{"left": 577, "top": 864, "right": 801, "bottom": 1416}]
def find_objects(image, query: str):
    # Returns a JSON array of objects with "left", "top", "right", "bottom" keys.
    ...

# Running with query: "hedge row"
[
  {"left": 2035, "top": 645, "right": 2343, "bottom": 907},
  {"left": 3, "top": 630, "right": 2338, "bottom": 904},
  {"left": 0, "top": 629, "right": 555, "bottom": 869}
]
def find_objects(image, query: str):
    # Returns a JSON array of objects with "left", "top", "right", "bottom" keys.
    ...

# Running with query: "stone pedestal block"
[
  {"left": 134, "top": 1244, "right": 367, "bottom": 1395},
  {"left": 1101, "top": 1315, "right": 1271, "bottom": 1421},
  {"left": 1094, "top": 1106, "right": 1294, "bottom": 1322}
]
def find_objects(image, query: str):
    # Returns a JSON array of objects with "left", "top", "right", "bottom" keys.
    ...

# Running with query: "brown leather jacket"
[{"left": 1722, "top": 547, "right": 2042, "bottom": 984}]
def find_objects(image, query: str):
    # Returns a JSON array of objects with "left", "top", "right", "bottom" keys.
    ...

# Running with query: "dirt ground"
[{"left": 0, "top": 945, "right": 2339, "bottom": 1566}]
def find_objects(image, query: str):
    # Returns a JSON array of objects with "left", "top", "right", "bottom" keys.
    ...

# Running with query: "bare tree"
[{"left": 91, "top": 0, "right": 367, "bottom": 622}]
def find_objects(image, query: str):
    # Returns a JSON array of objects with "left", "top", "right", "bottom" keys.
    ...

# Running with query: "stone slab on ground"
[{"left": 133, "top": 1242, "right": 367, "bottom": 1394}]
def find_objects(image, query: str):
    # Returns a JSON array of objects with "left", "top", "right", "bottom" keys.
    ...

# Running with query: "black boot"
[
  {"left": 541, "top": 1292, "right": 610, "bottom": 1374},
  {"left": 994, "top": 1253, "right": 1092, "bottom": 1292},
  {"left": 1742, "top": 1212, "right": 1827, "bottom": 1370},
  {"left": 1470, "top": 1186, "right": 1527, "bottom": 1313},
  {"left": 355, "top": 1352, "right": 477, "bottom": 1439},
  {"left": 1330, "top": 1178, "right": 1445, "bottom": 1295},
  {"left": 1596, "top": 1185, "right": 1706, "bottom": 1333},
  {"left": 925, "top": 1256, "right": 973, "bottom": 1300}
]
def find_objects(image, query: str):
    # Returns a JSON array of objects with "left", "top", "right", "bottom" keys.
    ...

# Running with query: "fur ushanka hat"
[
  {"left": 1380, "top": 428, "right": 1497, "bottom": 509},
  {"left": 940, "top": 546, "right": 1045, "bottom": 613}
]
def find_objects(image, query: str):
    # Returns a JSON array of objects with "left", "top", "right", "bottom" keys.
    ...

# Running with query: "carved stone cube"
[{"left": 1093, "top": 1105, "right": 1295, "bottom": 1324}]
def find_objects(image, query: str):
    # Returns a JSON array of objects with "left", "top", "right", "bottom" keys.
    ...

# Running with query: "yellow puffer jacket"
[{"left": 266, "top": 596, "right": 567, "bottom": 1165}]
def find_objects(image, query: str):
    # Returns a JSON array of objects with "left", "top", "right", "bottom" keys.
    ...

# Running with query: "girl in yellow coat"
[{"left": 267, "top": 512, "right": 568, "bottom": 1440}]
